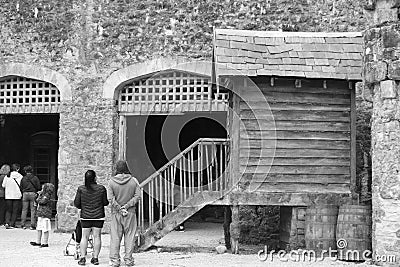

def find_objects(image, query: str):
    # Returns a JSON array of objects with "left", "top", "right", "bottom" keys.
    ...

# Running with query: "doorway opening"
[
  {"left": 124, "top": 112, "right": 227, "bottom": 223},
  {"left": 0, "top": 114, "right": 59, "bottom": 211}
]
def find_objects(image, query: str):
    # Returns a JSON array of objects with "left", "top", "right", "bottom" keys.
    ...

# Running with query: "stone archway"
[
  {"left": 0, "top": 63, "right": 72, "bottom": 216},
  {"left": 102, "top": 57, "right": 211, "bottom": 100},
  {"left": 0, "top": 63, "right": 72, "bottom": 101}
]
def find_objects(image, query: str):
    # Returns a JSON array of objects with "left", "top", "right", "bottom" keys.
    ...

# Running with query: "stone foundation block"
[
  {"left": 279, "top": 206, "right": 307, "bottom": 250},
  {"left": 365, "top": 61, "right": 388, "bottom": 83},
  {"left": 388, "top": 60, "right": 400, "bottom": 79},
  {"left": 374, "top": 0, "right": 399, "bottom": 25},
  {"left": 380, "top": 80, "right": 398, "bottom": 98}
]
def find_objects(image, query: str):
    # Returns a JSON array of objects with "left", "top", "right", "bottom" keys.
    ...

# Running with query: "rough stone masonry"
[
  {"left": 0, "top": 0, "right": 371, "bottom": 238},
  {"left": 364, "top": 0, "right": 400, "bottom": 265}
]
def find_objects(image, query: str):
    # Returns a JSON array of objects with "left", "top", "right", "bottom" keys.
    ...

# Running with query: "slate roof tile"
[
  {"left": 254, "top": 37, "right": 266, "bottom": 45},
  {"left": 228, "top": 35, "right": 247, "bottom": 42},
  {"left": 256, "top": 58, "right": 270, "bottom": 64},
  {"left": 217, "top": 56, "right": 232, "bottom": 63},
  {"left": 314, "top": 58, "right": 330, "bottom": 66},
  {"left": 215, "top": 39, "right": 230, "bottom": 48},
  {"left": 214, "top": 29, "right": 363, "bottom": 80}
]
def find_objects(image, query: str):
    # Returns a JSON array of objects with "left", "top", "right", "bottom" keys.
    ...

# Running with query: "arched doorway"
[
  {"left": 0, "top": 65, "right": 71, "bottom": 214},
  {"left": 103, "top": 58, "right": 229, "bottom": 225}
]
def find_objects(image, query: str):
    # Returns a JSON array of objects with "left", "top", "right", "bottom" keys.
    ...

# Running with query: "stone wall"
[
  {"left": 279, "top": 206, "right": 307, "bottom": 250},
  {"left": 0, "top": 0, "right": 371, "bottom": 231},
  {"left": 364, "top": 21, "right": 400, "bottom": 265},
  {"left": 239, "top": 206, "right": 280, "bottom": 248}
]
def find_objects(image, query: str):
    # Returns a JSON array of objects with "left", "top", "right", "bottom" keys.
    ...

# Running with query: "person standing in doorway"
[
  {"left": 20, "top": 165, "right": 41, "bottom": 230},
  {"left": 0, "top": 164, "right": 11, "bottom": 226},
  {"left": 2, "top": 163, "right": 23, "bottom": 229},
  {"left": 74, "top": 170, "right": 109, "bottom": 266},
  {"left": 107, "top": 160, "right": 140, "bottom": 267}
]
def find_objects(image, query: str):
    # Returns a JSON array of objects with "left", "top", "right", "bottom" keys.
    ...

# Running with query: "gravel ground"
[{"left": 0, "top": 222, "right": 376, "bottom": 267}]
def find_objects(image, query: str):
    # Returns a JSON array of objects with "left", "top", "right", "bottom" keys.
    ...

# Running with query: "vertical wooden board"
[
  {"left": 230, "top": 88, "right": 241, "bottom": 188},
  {"left": 350, "top": 86, "right": 356, "bottom": 198},
  {"left": 119, "top": 115, "right": 126, "bottom": 160}
]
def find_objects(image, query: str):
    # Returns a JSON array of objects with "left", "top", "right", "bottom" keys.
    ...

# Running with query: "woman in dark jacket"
[{"left": 74, "top": 170, "right": 109, "bottom": 266}]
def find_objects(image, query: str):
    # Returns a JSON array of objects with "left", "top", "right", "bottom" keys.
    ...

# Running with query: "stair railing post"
[
  {"left": 159, "top": 173, "right": 163, "bottom": 221},
  {"left": 179, "top": 159, "right": 183, "bottom": 204},
  {"left": 164, "top": 170, "right": 168, "bottom": 215},
  {"left": 140, "top": 187, "right": 144, "bottom": 241},
  {"left": 198, "top": 142, "right": 201, "bottom": 193},
  {"left": 183, "top": 159, "right": 187, "bottom": 201},
  {"left": 219, "top": 142, "right": 223, "bottom": 197},
  {"left": 149, "top": 180, "right": 153, "bottom": 225},
  {"left": 172, "top": 162, "right": 176, "bottom": 208},
  {"left": 205, "top": 144, "right": 211, "bottom": 191},
  {"left": 224, "top": 141, "right": 228, "bottom": 190},
  {"left": 190, "top": 149, "right": 195, "bottom": 196}
]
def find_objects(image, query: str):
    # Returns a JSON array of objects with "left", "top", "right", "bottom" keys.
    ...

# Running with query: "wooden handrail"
[{"left": 140, "top": 138, "right": 228, "bottom": 187}]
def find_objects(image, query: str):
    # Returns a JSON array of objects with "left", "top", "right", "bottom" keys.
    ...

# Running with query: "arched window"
[
  {"left": 0, "top": 76, "right": 61, "bottom": 113},
  {"left": 118, "top": 70, "right": 227, "bottom": 114}
]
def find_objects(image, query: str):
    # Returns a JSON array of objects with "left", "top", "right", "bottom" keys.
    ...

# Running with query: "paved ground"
[{"left": 0, "top": 222, "right": 375, "bottom": 267}]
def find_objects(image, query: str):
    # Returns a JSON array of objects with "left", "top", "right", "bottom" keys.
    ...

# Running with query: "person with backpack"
[
  {"left": 20, "top": 165, "right": 41, "bottom": 229},
  {"left": 2, "top": 163, "right": 23, "bottom": 229}
]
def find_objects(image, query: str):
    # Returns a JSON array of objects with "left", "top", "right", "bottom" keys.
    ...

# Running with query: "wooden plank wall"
[{"left": 238, "top": 77, "right": 352, "bottom": 194}]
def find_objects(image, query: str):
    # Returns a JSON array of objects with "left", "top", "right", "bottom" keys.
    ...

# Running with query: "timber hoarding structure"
[{"left": 212, "top": 29, "right": 362, "bottom": 250}]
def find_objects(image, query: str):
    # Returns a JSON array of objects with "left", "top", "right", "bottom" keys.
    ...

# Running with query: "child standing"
[{"left": 30, "top": 183, "right": 55, "bottom": 248}]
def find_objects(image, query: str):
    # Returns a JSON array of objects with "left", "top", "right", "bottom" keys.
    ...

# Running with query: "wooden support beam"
[
  {"left": 210, "top": 191, "right": 353, "bottom": 206},
  {"left": 350, "top": 85, "right": 357, "bottom": 202},
  {"left": 230, "top": 205, "right": 240, "bottom": 254},
  {"left": 118, "top": 115, "right": 126, "bottom": 160},
  {"left": 223, "top": 206, "right": 232, "bottom": 250},
  {"left": 229, "top": 77, "right": 242, "bottom": 188}
]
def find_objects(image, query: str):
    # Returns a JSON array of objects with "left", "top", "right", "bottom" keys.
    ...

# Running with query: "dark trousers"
[
  {"left": 21, "top": 192, "right": 37, "bottom": 227},
  {"left": 5, "top": 199, "right": 21, "bottom": 227},
  {"left": 0, "top": 197, "right": 6, "bottom": 225}
]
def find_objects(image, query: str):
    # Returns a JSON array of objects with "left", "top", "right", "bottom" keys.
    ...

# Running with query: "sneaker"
[
  {"left": 108, "top": 260, "right": 120, "bottom": 267},
  {"left": 40, "top": 244, "right": 49, "bottom": 248},
  {"left": 5, "top": 224, "right": 14, "bottom": 229},
  {"left": 30, "top": 226, "right": 36, "bottom": 230},
  {"left": 90, "top": 258, "right": 99, "bottom": 265},
  {"left": 78, "top": 257, "right": 86, "bottom": 265},
  {"left": 30, "top": 242, "right": 41, "bottom": 246},
  {"left": 22, "top": 226, "right": 27, "bottom": 229}
]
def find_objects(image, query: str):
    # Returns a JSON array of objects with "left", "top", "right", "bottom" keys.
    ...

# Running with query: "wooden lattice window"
[
  {"left": 0, "top": 76, "right": 61, "bottom": 113},
  {"left": 118, "top": 71, "right": 224, "bottom": 113}
]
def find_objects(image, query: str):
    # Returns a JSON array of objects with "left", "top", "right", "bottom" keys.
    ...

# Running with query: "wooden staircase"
[{"left": 136, "top": 138, "right": 229, "bottom": 250}]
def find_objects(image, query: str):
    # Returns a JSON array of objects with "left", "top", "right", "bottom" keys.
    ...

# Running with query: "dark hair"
[
  {"left": 42, "top": 183, "right": 55, "bottom": 197},
  {"left": 23, "top": 165, "right": 33, "bottom": 174},
  {"left": 115, "top": 160, "right": 131, "bottom": 175},
  {"left": 11, "top": 163, "right": 20, "bottom": 172},
  {"left": 84, "top": 170, "right": 97, "bottom": 190}
]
